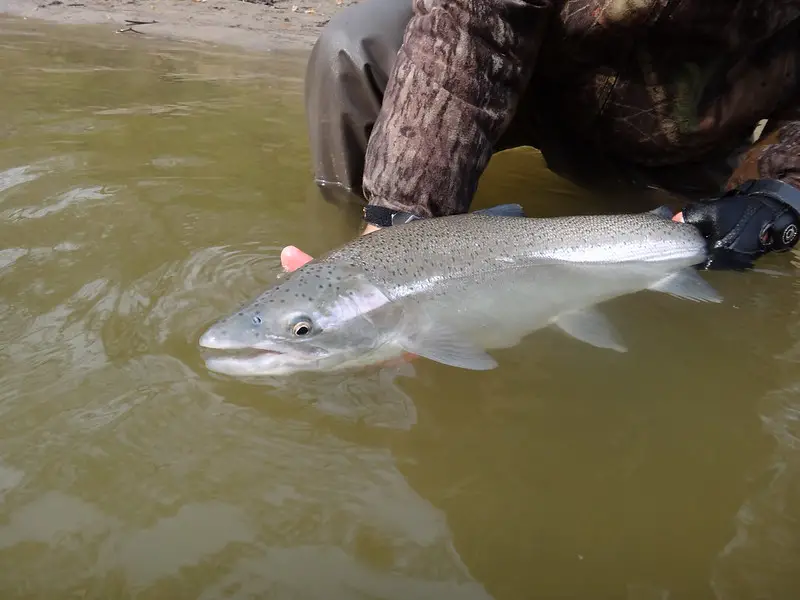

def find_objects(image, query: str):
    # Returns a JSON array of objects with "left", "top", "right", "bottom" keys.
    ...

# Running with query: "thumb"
[{"left": 280, "top": 246, "right": 314, "bottom": 272}]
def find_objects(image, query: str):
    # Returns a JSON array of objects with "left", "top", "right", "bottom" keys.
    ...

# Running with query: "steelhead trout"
[{"left": 199, "top": 206, "right": 721, "bottom": 376}]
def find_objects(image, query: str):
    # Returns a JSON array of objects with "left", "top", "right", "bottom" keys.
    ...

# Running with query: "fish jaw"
[
  {"left": 199, "top": 336, "right": 327, "bottom": 376},
  {"left": 204, "top": 351, "right": 310, "bottom": 377},
  {"left": 200, "top": 338, "right": 410, "bottom": 377},
  {"left": 198, "top": 325, "right": 326, "bottom": 376}
]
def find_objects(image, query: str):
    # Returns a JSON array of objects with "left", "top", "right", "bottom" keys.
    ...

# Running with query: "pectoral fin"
[
  {"left": 398, "top": 328, "right": 498, "bottom": 371},
  {"left": 553, "top": 308, "right": 627, "bottom": 353},
  {"left": 650, "top": 269, "right": 722, "bottom": 303}
]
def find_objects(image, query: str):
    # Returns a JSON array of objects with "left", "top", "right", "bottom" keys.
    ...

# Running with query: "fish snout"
[
  {"left": 198, "top": 329, "right": 221, "bottom": 349},
  {"left": 198, "top": 327, "right": 245, "bottom": 350}
]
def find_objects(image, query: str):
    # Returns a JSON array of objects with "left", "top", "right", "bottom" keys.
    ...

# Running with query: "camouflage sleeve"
[
  {"left": 361, "top": 0, "right": 554, "bottom": 218},
  {"left": 728, "top": 105, "right": 800, "bottom": 193}
]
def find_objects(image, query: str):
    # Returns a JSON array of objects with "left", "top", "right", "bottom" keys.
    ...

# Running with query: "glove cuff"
[
  {"left": 362, "top": 205, "right": 423, "bottom": 227},
  {"left": 731, "top": 179, "right": 800, "bottom": 219}
]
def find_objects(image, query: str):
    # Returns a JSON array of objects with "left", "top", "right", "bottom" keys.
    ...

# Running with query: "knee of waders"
[
  {"left": 307, "top": 0, "right": 410, "bottom": 96},
  {"left": 307, "top": 9, "right": 371, "bottom": 90}
]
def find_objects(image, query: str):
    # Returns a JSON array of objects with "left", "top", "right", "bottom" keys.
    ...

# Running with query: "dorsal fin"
[
  {"left": 647, "top": 205, "right": 675, "bottom": 220},
  {"left": 473, "top": 203, "right": 527, "bottom": 217}
]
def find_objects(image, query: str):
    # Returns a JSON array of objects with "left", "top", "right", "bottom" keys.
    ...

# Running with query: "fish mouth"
[
  {"left": 201, "top": 346, "right": 281, "bottom": 359},
  {"left": 198, "top": 330, "right": 286, "bottom": 375},
  {"left": 200, "top": 347, "right": 301, "bottom": 377},
  {"left": 198, "top": 333, "right": 325, "bottom": 377}
]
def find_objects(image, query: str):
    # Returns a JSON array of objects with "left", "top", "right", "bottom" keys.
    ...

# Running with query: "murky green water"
[{"left": 3, "top": 15, "right": 800, "bottom": 600}]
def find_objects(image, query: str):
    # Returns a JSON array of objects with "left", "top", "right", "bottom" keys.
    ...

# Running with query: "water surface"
[{"left": 2, "top": 15, "right": 800, "bottom": 600}]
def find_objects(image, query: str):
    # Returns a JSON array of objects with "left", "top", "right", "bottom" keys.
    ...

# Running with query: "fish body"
[{"left": 199, "top": 207, "right": 721, "bottom": 376}]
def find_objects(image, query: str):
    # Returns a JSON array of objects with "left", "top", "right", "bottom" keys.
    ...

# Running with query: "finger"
[
  {"left": 378, "top": 352, "right": 420, "bottom": 367},
  {"left": 280, "top": 246, "right": 314, "bottom": 272},
  {"left": 672, "top": 211, "right": 684, "bottom": 223}
]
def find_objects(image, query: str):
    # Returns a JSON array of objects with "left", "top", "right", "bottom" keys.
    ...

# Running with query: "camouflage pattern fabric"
[{"left": 361, "top": 0, "right": 800, "bottom": 218}]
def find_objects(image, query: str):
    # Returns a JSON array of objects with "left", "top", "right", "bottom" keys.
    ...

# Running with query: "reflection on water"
[{"left": 3, "top": 14, "right": 800, "bottom": 600}]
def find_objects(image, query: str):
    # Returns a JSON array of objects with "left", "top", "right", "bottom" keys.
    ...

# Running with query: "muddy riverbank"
[{"left": 0, "top": 0, "right": 354, "bottom": 52}]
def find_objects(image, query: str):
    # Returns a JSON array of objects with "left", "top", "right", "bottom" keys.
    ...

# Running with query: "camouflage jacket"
[{"left": 362, "top": 0, "right": 800, "bottom": 218}]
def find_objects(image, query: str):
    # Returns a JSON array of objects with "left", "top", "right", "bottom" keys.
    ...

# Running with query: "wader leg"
[{"left": 304, "top": 0, "right": 413, "bottom": 208}]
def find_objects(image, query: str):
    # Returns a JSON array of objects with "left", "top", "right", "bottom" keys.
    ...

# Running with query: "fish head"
[{"left": 198, "top": 262, "right": 398, "bottom": 376}]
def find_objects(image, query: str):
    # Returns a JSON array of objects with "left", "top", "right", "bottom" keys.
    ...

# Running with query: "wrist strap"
[
  {"left": 734, "top": 179, "right": 800, "bottom": 218},
  {"left": 363, "top": 205, "right": 422, "bottom": 228}
]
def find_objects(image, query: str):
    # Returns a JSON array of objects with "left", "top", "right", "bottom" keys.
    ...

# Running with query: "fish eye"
[{"left": 291, "top": 318, "right": 313, "bottom": 337}]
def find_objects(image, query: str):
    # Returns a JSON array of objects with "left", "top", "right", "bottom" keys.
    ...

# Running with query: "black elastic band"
[
  {"left": 733, "top": 179, "right": 800, "bottom": 218},
  {"left": 363, "top": 205, "right": 422, "bottom": 227}
]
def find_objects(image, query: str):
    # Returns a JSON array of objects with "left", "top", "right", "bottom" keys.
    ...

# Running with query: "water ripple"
[
  {"left": 2, "top": 185, "right": 115, "bottom": 222},
  {"left": 146, "top": 243, "right": 286, "bottom": 343},
  {"left": 0, "top": 165, "right": 42, "bottom": 196},
  {"left": 711, "top": 384, "right": 800, "bottom": 598}
]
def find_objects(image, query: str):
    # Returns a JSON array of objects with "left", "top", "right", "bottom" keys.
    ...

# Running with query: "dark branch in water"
[{"left": 116, "top": 19, "right": 157, "bottom": 34}]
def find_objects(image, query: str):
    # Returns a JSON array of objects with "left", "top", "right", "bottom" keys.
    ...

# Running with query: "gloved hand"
[{"left": 681, "top": 179, "right": 800, "bottom": 270}]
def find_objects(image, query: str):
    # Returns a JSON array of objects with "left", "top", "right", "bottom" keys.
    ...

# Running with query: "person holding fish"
[
  {"left": 199, "top": 0, "right": 800, "bottom": 374},
  {"left": 283, "top": 0, "right": 800, "bottom": 274}
]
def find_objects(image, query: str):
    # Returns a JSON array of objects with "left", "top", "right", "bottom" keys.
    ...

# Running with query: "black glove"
[{"left": 682, "top": 179, "right": 800, "bottom": 270}]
